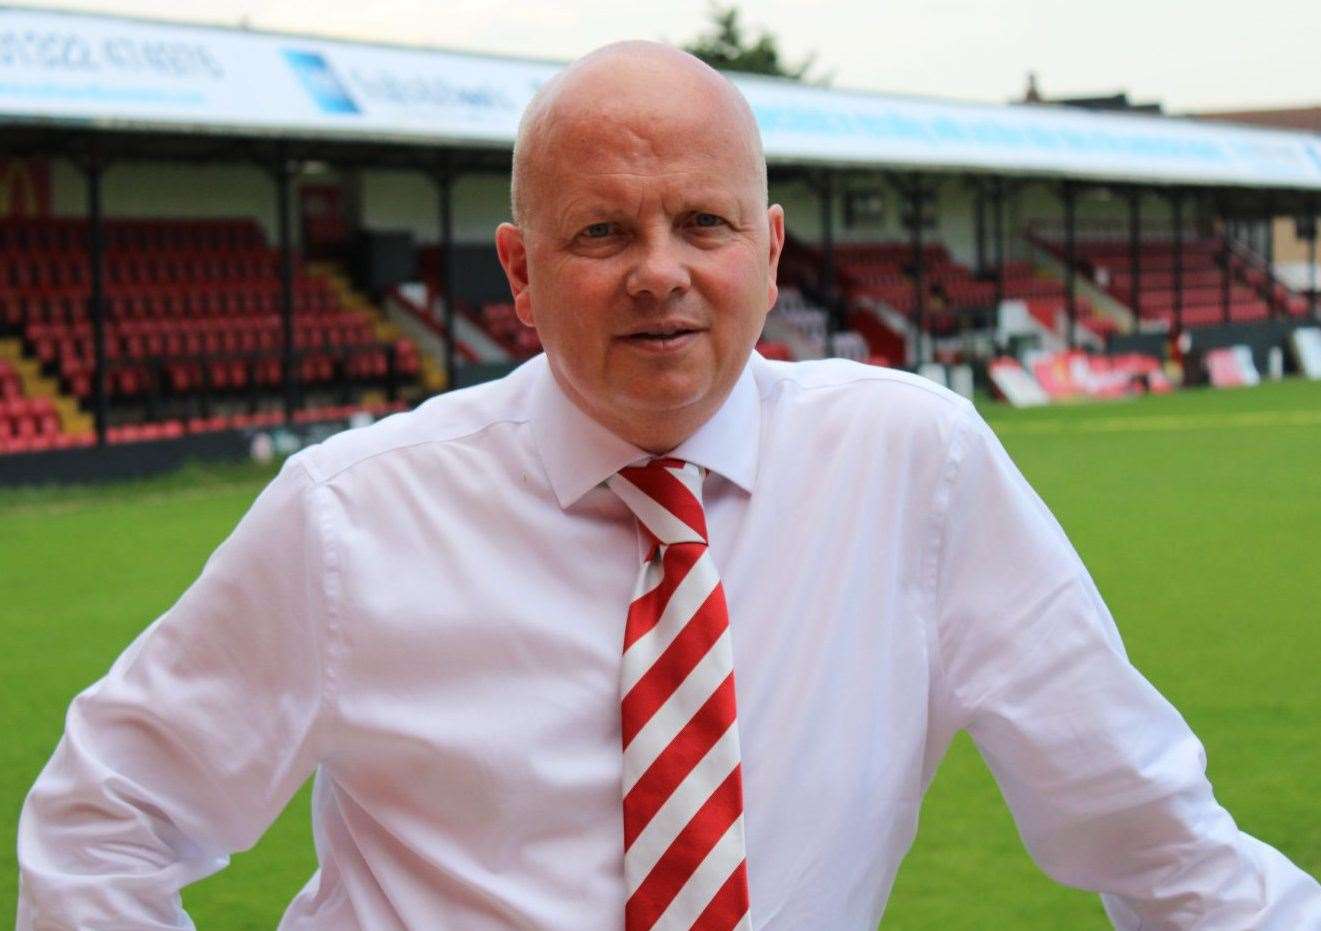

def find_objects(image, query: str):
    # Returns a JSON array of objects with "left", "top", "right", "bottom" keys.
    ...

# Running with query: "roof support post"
[
  {"left": 1263, "top": 192, "right": 1275, "bottom": 269},
  {"left": 991, "top": 178, "right": 1005, "bottom": 309},
  {"left": 905, "top": 173, "right": 929, "bottom": 366},
  {"left": 1062, "top": 181, "right": 1077, "bottom": 349},
  {"left": 1170, "top": 188, "right": 1184, "bottom": 333},
  {"left": 817, "top": 170, "right": 837, "bottom": 349},
  {"left": 1309, "top": 197, "right": 1319, "bottom": 320},
  {"left": 1219, "top": 195, "right": 1232, "bottom": 325},
  {"left": 1127, "top": 187, "right": 1142, "bottom": 323},
  {"left": 1262, "top": 192, "right": 1282, "bottom": 317},
  {"left": 274, "top": 147, "right": 298, "bottom": 424},
  {"left": 85, "top": 147, "right": 108, "bottom": 447},
  {"left": 973, "top": 179, "right": 986, "bottom": 276},
  {"left": 434, "top": 165, "right": 457, "bottom": 391}
]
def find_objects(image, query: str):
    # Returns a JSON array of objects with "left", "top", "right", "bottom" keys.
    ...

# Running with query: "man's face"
[{"left": 497, "top": 89, "right": 784, "bottom": 450}]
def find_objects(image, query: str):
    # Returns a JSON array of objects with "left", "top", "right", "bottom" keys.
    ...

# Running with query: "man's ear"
[
  {"left": 495, "top": 222, "right": 535, "bottom": 327},
  {"left": 765, "top": 203, "right": 786, "bottom": 311}
]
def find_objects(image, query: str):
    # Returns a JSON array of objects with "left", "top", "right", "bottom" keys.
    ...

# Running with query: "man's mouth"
[
  {"left": 622, "top": 321, "right": 705, "bottom": 340},
  {"left": 629, "top": 327, "right": 699, "bottom": 341},
  {"left": 620, "top": 326, "right": 704, "bottom": 352}
]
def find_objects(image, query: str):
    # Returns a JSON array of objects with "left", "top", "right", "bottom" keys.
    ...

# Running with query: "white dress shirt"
[{"left": 18, "top": 353, "right": 1321, "bottom": 930}]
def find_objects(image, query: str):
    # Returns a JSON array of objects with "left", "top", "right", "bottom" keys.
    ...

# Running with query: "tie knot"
[{"left": 606, "top": 458, "right": 708, "bottom": 547}]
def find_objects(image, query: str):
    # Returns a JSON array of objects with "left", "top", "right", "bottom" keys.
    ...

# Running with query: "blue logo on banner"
[
  {"left": 1306, "top": 143, "right": 1321, "bottom": 175},
  {"left": 283, "top": 49, "right": 359, "bottom": 114}
]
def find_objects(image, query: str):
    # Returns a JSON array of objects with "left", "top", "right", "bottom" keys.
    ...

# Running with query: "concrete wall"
[
  {"left": 765, "top": 175, "right": 1201, "bottom": 268},
  {"left": 50, "top": 158, "right": 277, "bottom": 237},
  {"left": 770, "top": 176, "right": 979, "bottom": 266},
  {"left": 45, "top": 159, "right": 512, "bottom": 248},
  {"left": 37, "top": 156, "right": 1227, "bottom": 267},
  {"left": 357, "top": 170, "right": 510, "bottom": 245},
  {"left": 1015, "top": 183, "right": 1206, "bottom": 245}
]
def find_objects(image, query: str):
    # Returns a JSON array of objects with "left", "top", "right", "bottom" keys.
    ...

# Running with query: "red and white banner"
[{"left": 1204, "top": 346, "right": 1261, "bottom": 388}]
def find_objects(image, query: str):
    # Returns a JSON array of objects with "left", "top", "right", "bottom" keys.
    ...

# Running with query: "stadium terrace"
[{"left": 0, "top": 5, "right": 1319, "bottom": 479}]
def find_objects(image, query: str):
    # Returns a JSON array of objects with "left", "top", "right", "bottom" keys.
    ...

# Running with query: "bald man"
[
  {"left": 18, "top": 42, "right": 1321, "bottom": 931},
  {"left": 498, "top": 41, "right": 780, "bottom": 456}
]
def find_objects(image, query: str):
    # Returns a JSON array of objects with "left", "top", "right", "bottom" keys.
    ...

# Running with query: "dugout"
[{"left": 2, "top": 5, "right": 1320, "bottom": 476}]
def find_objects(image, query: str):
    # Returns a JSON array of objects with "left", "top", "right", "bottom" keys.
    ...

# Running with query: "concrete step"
[
  {"left": 417, "top": 355, "right": 447, "bottom": 393},
  {"left": 1, "top": 338, "right": 88, "bottom": 432}
]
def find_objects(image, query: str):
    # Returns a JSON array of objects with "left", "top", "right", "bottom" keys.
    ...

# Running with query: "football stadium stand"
[
  {"left": 1, "top": 6, "right": 1319, "bottom": 466},
  {"left": 0, "top": 217, "right": 422, "bottom": 452},
  {"left": 778, "top": 236, "right": 1115, "bottom": 366},
  {"left": 1029, "top": 231, "right": 1314, "bottom": 329},
  {"left": 829, "top": 241, "right": 1105, "bottom": 334},
  {"left": 412, "top": 256, "right": 847, "bottom": 367},
  {"left": 0, "top": 355, "right": 77, "bottom": 454}
]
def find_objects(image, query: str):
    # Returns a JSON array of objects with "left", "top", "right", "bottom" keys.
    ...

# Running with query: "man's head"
[{"left": 496, "top": 41, "right": 784, "bottom": 454}]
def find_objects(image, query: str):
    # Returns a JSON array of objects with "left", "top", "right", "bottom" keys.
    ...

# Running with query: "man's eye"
[
  {"left": 582, "top": 222, "right": 613, "bottom": 238},
  {"left": 692, "top": 213, "right": 726, "bottom": 229}
]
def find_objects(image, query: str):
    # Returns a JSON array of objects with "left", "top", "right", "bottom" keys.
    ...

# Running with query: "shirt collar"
[{"left": 530, "top": 354, "right": 761, "bottom": 509}]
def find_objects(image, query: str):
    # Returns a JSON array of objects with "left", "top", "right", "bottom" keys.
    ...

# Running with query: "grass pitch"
[{"left": 3, "top": 379, "right": 1319, "bottom": 928}]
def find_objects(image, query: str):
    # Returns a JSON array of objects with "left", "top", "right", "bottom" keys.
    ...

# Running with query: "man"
[{"left": 17, "top": 42, "right": 1321, "bottom": 930}]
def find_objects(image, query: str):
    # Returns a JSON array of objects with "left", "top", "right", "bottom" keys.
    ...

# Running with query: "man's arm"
[
  {"left": 17, "top": 455, "right": 333, "bottom": 929},
  {"left": 927, "top": 403, "right": 1321, "bottom": 929}
]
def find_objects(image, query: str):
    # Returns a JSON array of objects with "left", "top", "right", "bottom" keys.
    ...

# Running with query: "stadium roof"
[
  {"left": 3, "top": 5, "right": 1321, "bottom": 194},
  {"left": 1193, "top": 106, "right": 1321, "bottom": 136}
]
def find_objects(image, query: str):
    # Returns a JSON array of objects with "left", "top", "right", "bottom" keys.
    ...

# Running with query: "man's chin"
[{"left": 621, "top": 379, "right": 713, "bottom": 416}]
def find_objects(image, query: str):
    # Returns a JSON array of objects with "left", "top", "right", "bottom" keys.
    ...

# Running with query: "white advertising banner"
[
  {"left": 738, "top": 79, "right": 1321, "bottom": 189},
  {"left": 3, "top": 7, "right": 1321, "bottom": 191},
  {"left": 0, "top": 7, "right": 549, "bottom": 146}
]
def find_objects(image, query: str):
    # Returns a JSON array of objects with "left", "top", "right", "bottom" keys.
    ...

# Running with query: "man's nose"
[{"left": 625, "top": 233, "right": 691, "bottom": 302}]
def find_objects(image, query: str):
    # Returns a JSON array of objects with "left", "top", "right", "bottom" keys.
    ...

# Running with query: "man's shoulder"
[
  {"left": 753, "top": 356, "right": 974, "bottom": 423},
  {"left": 293, "top": 359, "right": 541, "bottom": 485},
  {"left": 749, "top": 356, "right": 982, "bottom": 480}
]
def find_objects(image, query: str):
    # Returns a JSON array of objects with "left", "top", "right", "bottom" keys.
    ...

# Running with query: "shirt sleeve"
[
  {"left": 17, "top": 454, "right": 334, "bottom": 930},
  {"left": 928, "top": 403, "right": 1321, "bottom": 929}
]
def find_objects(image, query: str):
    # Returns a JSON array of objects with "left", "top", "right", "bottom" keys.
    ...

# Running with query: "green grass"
[
  {"left": 884, "top": 380, "right": 1321, "bottom": 929},
  {"left": 0, "top": 459, "right": 312, "bottom": 928},
  {"left": 3, "top": 380, "right": 1319, "bottom": 927}
]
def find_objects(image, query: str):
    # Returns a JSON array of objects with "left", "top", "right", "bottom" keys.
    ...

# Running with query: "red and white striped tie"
[{"left": 606, "top": 458, "right": 752, "bottom": 931}]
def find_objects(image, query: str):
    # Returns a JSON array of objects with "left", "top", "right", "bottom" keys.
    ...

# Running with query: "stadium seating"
[
  {"left": 1030, "top": 234, "right": 1310, "bottom": 329},
  {"left": 414, "top": 246, "right": 544, "bottom": 360},
  {"left": 0, "top": 358, "right": 91, "bottom": 454},
  {"left": 477, "top": 301, "right": 542, "bottom": 358},
  {"left": 782, "top": 239, "right": 1110, "bottom": 361},
  {"left": 0, "top": 217, "right": 425, "bottom": 453},
  {"left": 421, "top": 241, "right": 880, "bottom": 366},
  {"left": 771, "top": 240, "right": 908, "bottom": 362}
]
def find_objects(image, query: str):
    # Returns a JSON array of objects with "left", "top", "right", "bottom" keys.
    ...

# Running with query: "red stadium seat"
[{"left": 0, "top": 216, "right": 430, "bottom": 453}]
